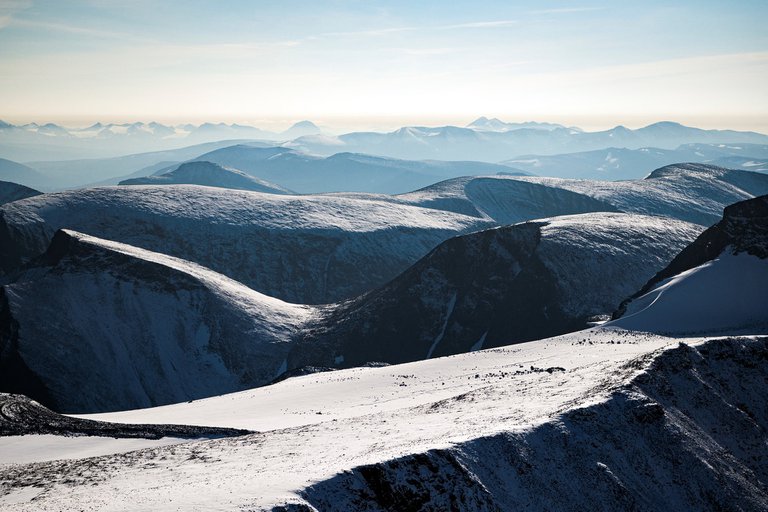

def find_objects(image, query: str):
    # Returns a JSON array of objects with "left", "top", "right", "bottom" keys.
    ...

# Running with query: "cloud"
[
  {"left": 8, "top": 17, "right": 156, "bottom": 42},
  {"left": 398, "top": 47, "right": 457, "bottom": 56},
  {"left": 321, "top": 19, "right": 517, "bottom": 38},
  {"left": 530, "top": 7, "right": 604, "bottom": 15},
  {"left": 439, "top": 20, "right": 517, "bottom": 29}
]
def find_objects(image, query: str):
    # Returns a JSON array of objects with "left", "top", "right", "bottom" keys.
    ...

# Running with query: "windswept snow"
[
  {"left": 0, "top": 330, "right": 757, "bottom": 510},
  {"left": 0, "top": 185, "right": 486, "bottom": 303}
]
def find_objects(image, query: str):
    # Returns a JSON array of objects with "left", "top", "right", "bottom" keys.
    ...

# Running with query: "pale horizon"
[{"left": 1, "top": 1, "right": 766, "bottom": 133}]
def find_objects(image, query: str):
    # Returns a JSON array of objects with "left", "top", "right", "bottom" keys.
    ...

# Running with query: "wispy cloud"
[
  {"left": 321, "top": 26, "right": 415, "bottom": 38},
  {"left": 530, "top": 7, "right": 604, "bottom": 15},
  {"left": 8, "top": 18, "right": 156, "bottom": 42},
  {"left": 440, "top": 20, "right": 517, "bottom": 29},
  {"left": 321, "top": 19, "right": 517, "bottom": 38},
  {"left": 398, "top": 47, "right": 458, "bottom": 56}
]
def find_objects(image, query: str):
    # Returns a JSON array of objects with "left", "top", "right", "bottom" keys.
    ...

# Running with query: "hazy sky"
[{"left": 1, "top": 0, "right": 767, "bottom": 132}]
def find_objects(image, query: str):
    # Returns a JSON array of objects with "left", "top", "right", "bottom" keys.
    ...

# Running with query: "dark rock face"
[
  {"left": 299, "top": 337, "right": 768, "bottom": 512},
  {"left": 614, "top": 194, "right": 768, "bottom": 319},
  {"left": 291, "top": 222, "right": 574, "bottom": 367},
  {"left": 290, "top": 214, "right": 698, "bottom": 369},
  {"left": 0, "top": 393, "right": 251, "bottom": 439}
]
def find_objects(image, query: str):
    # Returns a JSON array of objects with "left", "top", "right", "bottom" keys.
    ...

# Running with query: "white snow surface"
[
  {"left": 0, "top": 435, "right": 191, "bottom": 466},
  {"left": 611, "top": 252, "right": 768, "bottom": 334},
  {"left": 0, "top": 329, "right": 743, "bottom": 510}
]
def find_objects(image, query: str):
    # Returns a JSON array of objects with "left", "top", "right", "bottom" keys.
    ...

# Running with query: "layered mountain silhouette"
[{"left": 118, "top": 161, "right": 291, "bottom": 194}]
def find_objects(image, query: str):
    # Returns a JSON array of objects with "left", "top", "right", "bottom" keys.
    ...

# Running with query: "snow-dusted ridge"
[
  {"left": 0, "top": 185, "right": 487, "bottom": 303},
  {"left": 0, "top": 229, "right": 317, "bottom": 413},
  {"left": 1, "top": 194, "right": 767, "bottom": 509},
  {"left": 290, "top": 213, "right": 700, "bottom": 367}
]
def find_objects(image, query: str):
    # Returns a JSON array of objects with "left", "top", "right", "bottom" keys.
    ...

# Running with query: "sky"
[{"left": 0, "top": 0, "right": 767, "bottom": 132}]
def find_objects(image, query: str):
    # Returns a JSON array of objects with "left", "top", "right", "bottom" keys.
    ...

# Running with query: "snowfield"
[
  {"left": 0, "top": 328, "right": 764, "bottom": 510},
  {"left": 613, "top": 252, "right": 768, "bottom": 334}
]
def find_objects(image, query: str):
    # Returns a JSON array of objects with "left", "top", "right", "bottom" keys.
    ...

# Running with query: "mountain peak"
[{"left": 289, "top": 120, "right": 319, "bottom": 130}]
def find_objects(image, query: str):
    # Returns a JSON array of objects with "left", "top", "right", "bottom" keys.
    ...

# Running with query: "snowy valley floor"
[{"left": 2, "top": 327, "right": 767, "bottom": 510}]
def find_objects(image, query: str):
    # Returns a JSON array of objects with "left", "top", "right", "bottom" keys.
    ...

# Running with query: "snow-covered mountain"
[
  {"left": 290, "top": 213, "right": 700, "bottom": 368},
  {"left": 0, "top": 229, "right": 316, "bottom": 413},
  {"left": 515, "top": 163, "right": 768, "bottom": 225},
  {"left": 1, "top": 164, "right": 766, "bottom": 302},
  {"left": 280, "top": 120, "right": 323, "bottom": 139},
  {"left": 466, "top": 117, "right": 574, "bottom": 132},
  {"left": 710, "top": 156, "right": 768, "bottom": 173},
  {"left": 353, "top": 163, "right": 768, "bottom": 226},
  {"left": 4, "top": 330, "right": 764, "bottom": 508},
  {"left": 118, "top": 161, "right": 291, "bottom": 194},
  {"left": 287, "top": 121, "right": 768, "bottom": 162},
  {"left": 0, "top": 181, "right": 41, "bottom": 206},
  {"left": 612, "top": 194, "right": 768, "bottom": 333},
  {"left": 1, "top": 191, "right": 766, "bottom": 509},
  {"left": 503, "top": 143, "right": 768, "bottom": 180},
  {"left": 0, "top": 185, "right": 486, "bottom": 303},
  {"left": 0, "top": 120, "right": 327, "bottom": 161},
  {"left": 0, "top": 215, "right": 698, "bottom": 414}
]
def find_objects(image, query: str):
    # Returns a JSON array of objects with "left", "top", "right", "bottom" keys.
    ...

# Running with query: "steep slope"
[
  {"left": 612, "top": 194, "right": 768, "bottom": 333},
  {"left": 118, "top": 161, "right": 291, "bottom": 194},
  {"left": 0, "top": 181, "right": 41, "bottom": 206},
  {"left": 289, "top": 213, "right": 700, "bottom": 368},
  {"left": 0, "top": 230, "right": 316, "bottom": 413},
  {"left": 300, "top": 336, "right": 768, "bottom": 511},
  {"left": 0, "top": 186, "right": 485, "bottom": 304}
]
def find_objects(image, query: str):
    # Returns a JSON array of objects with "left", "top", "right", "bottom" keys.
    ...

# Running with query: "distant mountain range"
[
  {"left": 2, "top": 117, "right": 767, "bottom": 166},
  {"left": 0, "top": 120, "right": 324, "bottom": 161},
  {"left": 503, "top": 143, "right": 768, "bottom": 180},
  {"left": 287, "top": 121, "right": 768, "bottom": 162},
  {"left": 141, "top": 145, "right": 526, "bottom": 194}
]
